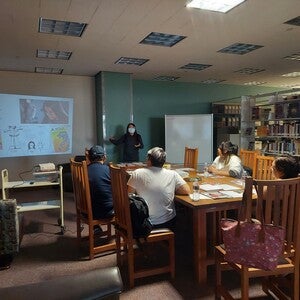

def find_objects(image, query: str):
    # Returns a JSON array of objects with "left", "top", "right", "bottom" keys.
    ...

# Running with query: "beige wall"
[{"left": 0, "top": 71, "right": 96, "bottom": 182}]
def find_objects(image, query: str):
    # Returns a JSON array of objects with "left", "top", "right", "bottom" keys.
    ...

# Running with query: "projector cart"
[{"left": 1, "top": 166, "right": 65, "bottom": 234}]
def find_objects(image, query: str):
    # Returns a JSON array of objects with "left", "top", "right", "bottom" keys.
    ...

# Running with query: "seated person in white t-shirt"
[
  {"left": 208, "top": 141, "right": 243, "bottom": 178},
  {"left": 127, "top": 147, "right": 190, "bottom": 231}
]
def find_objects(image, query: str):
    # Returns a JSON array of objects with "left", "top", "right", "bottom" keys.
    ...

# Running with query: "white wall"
[{"left": 0, "top": 71, "right": 96, "bottom": 183}]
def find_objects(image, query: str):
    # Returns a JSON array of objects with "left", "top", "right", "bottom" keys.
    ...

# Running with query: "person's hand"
[
  {"left": 208, "top": 165, "right": 217, "bottom": 174},
  {"left": 134, "top": 143, "right": 141, "bottom": 148}
]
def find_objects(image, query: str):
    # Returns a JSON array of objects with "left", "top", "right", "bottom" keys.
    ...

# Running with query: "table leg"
[{"left": 193, "top": 208, "right": 207, "bottom": 284}]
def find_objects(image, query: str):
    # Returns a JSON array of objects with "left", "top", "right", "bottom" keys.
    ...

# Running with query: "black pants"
[{"left": 152, "top": 217, "right": 176, "bottom": 232}]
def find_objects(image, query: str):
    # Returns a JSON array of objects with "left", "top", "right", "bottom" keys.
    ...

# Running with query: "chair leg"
[
  {"left": 89, "top": 224, "right": 94, "bottom": 260},
  {"left": 116, "top": 233, "right": 122, "bottom": 267},
  {"left": 169, "top": 237, "right": 175, "bottom": 278},
  {"left": 215, "top": 250, "right": 222, "bottom": 300},
  {"left": 241, "top": 267, "right": 249, "bottom": 300},
  {"left": 76, "top": 217, "right": 81, "bottom": 240},
  {"left": 107, "top": 223, "right": 112, "bottom": 239},
  {"left": 128, "top": 246, "right": 135, "bottom": 288}
]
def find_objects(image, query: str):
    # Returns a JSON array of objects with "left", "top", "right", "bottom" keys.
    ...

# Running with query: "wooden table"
[{"left": 175, "top": 175, "right": 245, "bottom": 285}]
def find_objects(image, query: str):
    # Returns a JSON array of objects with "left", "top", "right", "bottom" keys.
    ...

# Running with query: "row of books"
[
  {"left": 215, "top": 116, "right": 240, "bottom": 127},
  {"left": 255, "top": 122, "right": 300, "bottom": 137},
  {"left": 252, "top": 99, "right": 300, "bottom": 120},
  {"left": 212, "top": 104, "right": 241, "bottom": 114},
  {"left": 265, "top": 140, "right": 300, "bottom": 156}
]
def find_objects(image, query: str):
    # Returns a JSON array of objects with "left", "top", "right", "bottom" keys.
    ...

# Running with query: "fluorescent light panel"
[
  {"left": 36, "top": 50, "right": 72, "bottom": 60},
  {"left": 140, "top": 32, "right": 186, "bottom": 47},
  {"left": 186, "top": 0, "right": 246, "bottom": 13},
  {"left": 243, "top": 81, "right": 266, "bottom": 86},
  {"left": 200, "top": 79, "right": 225, "bottom": 84},
  {"left": 115, "top": 57, "right": 149, "bottom": 66},
  {"left": 153, "top": 76, "right": 180, "bottom": 81},
  {"left": 282, "top": 72, "right": 300, "bottom": 77},
  {"left": 284, "top": 52, "right": 300, "bottom": 61},
  {"left": 180, "top": 63, "right": 212, "bottom": 71},
  {"left": 218, "top": 43, "right": 263, "bottom": 55},
  {"left": 284, "top": 16, "right": 300, "bottom": 26},
  {"left": 35, "top": 67, "right": 63, "bottom": 74},
  {"left": 39, "top": 17, "right": 87, "bottom": 37},
  {"left": 234, "top": 67, "right": 265, "bottom": 74}
]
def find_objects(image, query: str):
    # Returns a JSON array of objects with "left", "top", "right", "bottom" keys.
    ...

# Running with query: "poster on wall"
[{"left": 0, "top": 93, "right": 73, "bottom": 158}]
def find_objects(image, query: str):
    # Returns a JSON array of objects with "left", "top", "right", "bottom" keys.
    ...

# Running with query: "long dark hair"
[{"left": 218, "top": 141, "right": 238, "bottom": 164}]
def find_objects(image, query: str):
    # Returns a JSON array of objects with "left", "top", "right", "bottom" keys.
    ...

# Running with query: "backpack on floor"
[{"left": 129, "top": 194, "right": 153, "bottom": 241}]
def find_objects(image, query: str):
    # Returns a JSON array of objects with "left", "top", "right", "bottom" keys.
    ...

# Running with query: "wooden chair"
[
  {"left": 109, "top": 164, "right": 175, "bottom": 288},
  {"left": 239, "top": 149, "right": 257, "bottom": 176},
  {"left": 215, "top": 176, "right": 300, "bottom": 300},
  {"left": 85, "top": 147, "right": 91, "bottom": 165},
  {"left": 184, "top": 146, "right": 199, "bottom": 170},
  {"left": 253, "top": 155, "right": 275, "bottom": 180},
  {"left": 70, "top": 159, "right": 115, "bottom": 259}
]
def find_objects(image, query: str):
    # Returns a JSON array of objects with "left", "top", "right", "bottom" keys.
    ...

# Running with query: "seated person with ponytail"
[{"left": 208, "top": 141, "right": 243, "bottom": 178}]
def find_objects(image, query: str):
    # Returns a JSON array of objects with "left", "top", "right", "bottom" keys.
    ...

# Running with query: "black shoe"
[
  {"left": 93, "top": 225, "right": 103, "bottom": 235},
  {"left": 0, "top": 254, "right": 13, "bottom": 271}
]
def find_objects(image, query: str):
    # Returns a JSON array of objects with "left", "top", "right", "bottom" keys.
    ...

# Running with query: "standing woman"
[
  {"left": 208, "top": 141, "right": 243, "bottom": 178},
  {"left": 109, "top": 123, "right": 144, "bottom": 162}
]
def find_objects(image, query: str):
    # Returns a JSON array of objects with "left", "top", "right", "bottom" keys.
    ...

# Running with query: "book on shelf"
[
  {"left": 275, "top": 103, "right": 285, "bottom": 119},
  {"left": 288, "top": 102, "right": 300, "bottom": 118}
]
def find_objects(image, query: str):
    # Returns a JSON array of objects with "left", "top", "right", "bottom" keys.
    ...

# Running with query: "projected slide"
[{"left": 0, "top": 93, "right": 73, "bottom": 158}]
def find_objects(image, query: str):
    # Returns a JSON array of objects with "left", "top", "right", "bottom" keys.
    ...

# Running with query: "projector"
[{"left": 38, "top": 163, "right": 56, "bottom": 172}]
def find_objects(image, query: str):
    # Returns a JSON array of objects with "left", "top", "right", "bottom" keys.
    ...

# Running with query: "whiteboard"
[{"left": 165, "top": 114, "right": 213, "bottom": 166}]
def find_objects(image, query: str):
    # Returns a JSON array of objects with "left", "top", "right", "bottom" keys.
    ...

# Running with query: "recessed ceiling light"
[
  {"left": 280, "top": 84, "right": 300, "bottom": 88},
  {"left": 284, "top": 16, "right": 300, "bottom": 26},
  {"left": 115, "top": 57, "right": 149, "bottom": 66},
  {"left": 200, "top": 79, "right": 225, "bottom": 84},
  {"left": 282, "top": 72, "right": 300, "bottom": 77},
  {"left": 140, "top": 32, "right": 186, "bottom": 47},
  {"left": 39, "top": 17, "right": 87, "bottom": 37},
  {"left": 153, "top": 76, "right": 180, "bottom": 81},
  {"left": 179, "top": 63, "right": 212, "bottom": 71},
  {"left": 186, "top": 0, "right": 246, "bottom": 13},
  {"left": 234, "top": 67, "right": 265, "bottom": 74},
  {"left": 243, "top": 81, "right": 266, "bottom": 86},
  {"left": 36, "top": 50, "right": 72, "bottom": 60},
  {"left": 35, "top": 67, "right": 63, "bottom": 74},
  {"left": 284, "top": 52, "right": 300, "bottom": 61},
  {"left": 218, "top": 43, "right": 263, "bottom": 55}
]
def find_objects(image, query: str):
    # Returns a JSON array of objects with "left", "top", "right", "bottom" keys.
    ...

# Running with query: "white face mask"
[{"left": 128, "top": 128, "right": 135, "bottom": 134}]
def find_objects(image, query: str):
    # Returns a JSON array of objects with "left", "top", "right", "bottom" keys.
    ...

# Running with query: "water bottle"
[
  {"left": 242, "top": 170, "right": 248, "bottom": 187},
  {"left": 192, "top": 180, "right": 200, "bottom": 201},
  {"left": 203, "top": 163, "right": 209, "bottom": 177}
]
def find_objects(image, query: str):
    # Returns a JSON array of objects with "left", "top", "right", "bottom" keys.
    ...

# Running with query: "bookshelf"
[
  {"left": 252, "top": 95, "right": 300, "bottom": 156},
  {"left": 212, "top": 103, "right": 241, "bottom": 157}
]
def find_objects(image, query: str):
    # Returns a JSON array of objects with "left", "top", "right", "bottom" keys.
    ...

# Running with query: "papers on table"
[
  {"left": 174, "top": 169, "right": 189, "bottom": 178},
  {"left": 199, "top": 184, "right": 240, "bottom": 191},
  {"left": 189, "top": 193, "right": 211, "bottom": 201},
  {"left": 198, "top": 183, "right": 243, "bottom": 199}
]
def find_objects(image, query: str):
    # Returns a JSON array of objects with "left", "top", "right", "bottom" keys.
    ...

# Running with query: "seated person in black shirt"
[{"left": 87, "top": 145, "right": 114, "bottom": 221}]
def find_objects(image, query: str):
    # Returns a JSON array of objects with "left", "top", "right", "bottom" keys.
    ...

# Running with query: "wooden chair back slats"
[
  {"left": 109, "top": 165, "right": 133, "bottom": 239},
  {"left": 109, "top": 164, "right": 175, "bottom": 288},
  {"left": 70, "top": 158, "right": 115, "bottom": 259},
  {"left": 184, "top": 147, "right": 199, "bottom": 170},
  {"left": 253, "top": 155, "right": 275, "bottom": 180},
  {"left": 215, "top": 176, "right": 300, "bottom": 299},
  {"left": 239, "top": 149, "right": 257, "bottom": 171}
]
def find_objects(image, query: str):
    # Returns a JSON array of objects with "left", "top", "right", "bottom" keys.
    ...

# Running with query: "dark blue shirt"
[{"left": 87, "top": 162, "right": 114, "bottom": 219}]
